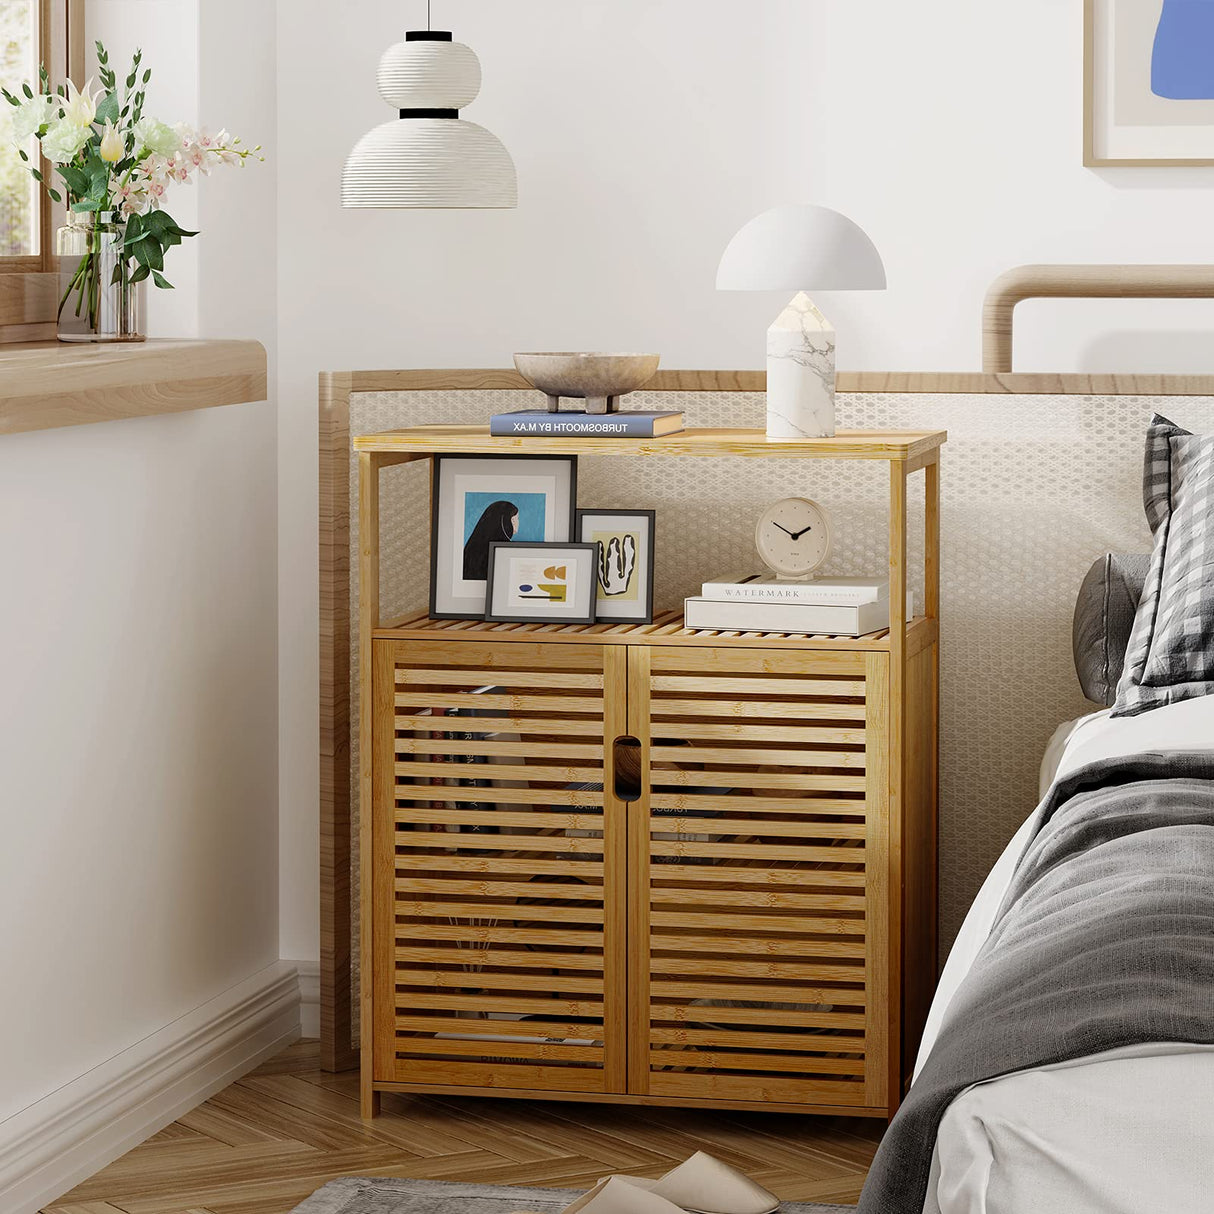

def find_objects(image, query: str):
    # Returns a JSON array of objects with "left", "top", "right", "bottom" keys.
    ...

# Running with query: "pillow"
[
  {"left": 1112, "top": 414, "right": 1214, "bottom": 717},
  {"left": 1073, "top": 552, "right": 1151, "bottom": 705}
]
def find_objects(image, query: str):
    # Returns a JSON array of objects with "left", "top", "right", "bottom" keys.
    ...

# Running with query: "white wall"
[
  {"left": 273, "top": 0, "right": 1214, "bottom": 963},
  {"left": 0, "top": 0, "right": 279, "bottom": 1126},
  {"left": 0, "top": 403, "right": 279, "bottom": 1122}
]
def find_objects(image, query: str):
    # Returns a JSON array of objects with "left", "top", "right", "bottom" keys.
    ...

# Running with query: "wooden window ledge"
[{"left": 0, "top": 339, "right": 267, "bottom": 436}]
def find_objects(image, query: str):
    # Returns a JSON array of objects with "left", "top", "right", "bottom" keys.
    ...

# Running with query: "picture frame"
[
  {"left": 1085, "top": 0, "right": 1214, "bottom": 166},
  {"left": 576, "top": 508, "right": 656, "bottom": 624},
  {"left": 484, "top": 541, "right": 601, "bottom": 625},
  {"left": 430, "top": 454, "right": 578, "bottom": 619}
]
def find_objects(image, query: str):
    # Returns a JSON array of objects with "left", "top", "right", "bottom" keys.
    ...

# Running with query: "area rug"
[{"left": 291, "top": 1178, "right": 854, "bottom": 1214}]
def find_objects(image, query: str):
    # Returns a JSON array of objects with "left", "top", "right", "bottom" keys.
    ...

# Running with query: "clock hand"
[
  {"left": 790, "top": 525, "right": 814, "bottom": 540},
  {"left": 771, "top": 522, "right": 797, "bottom": 537}
]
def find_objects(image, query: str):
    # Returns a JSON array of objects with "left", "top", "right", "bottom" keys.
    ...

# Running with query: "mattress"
[{"left": 915, "top": 693, "right": 1214, "bottom": 1214}]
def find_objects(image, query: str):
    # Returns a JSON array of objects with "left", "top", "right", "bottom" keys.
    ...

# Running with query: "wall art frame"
[
  {"left": 576, "top": 507, "right": 656, "bottom": 624},
  {"left": 1085, "top": 0, "right": 1214, "bottom": 167},
  {"left": 429, "top": 453, "right": 577, "bottom": 619},
  {"left": 484, "top": 540, "right": 601, "bottom": 624}
]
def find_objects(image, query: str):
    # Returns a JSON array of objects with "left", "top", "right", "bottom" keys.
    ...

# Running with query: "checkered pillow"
[{"left": 1113, "top": 414, "right": 1214, "bottom": 717}]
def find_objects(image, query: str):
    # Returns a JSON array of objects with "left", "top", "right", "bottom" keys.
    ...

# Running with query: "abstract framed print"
[
  {"left": 1086, "top": 0, "right": 1214, "bottom": 165},
  {"left": 576, "top": 508, "right": 656, "bottom": 624},
  {"left": 430, "top": 455, "right": 577, "bottom": 619},
  {"left": 484, "top": 542, "right": 601, "bottom": 625}
]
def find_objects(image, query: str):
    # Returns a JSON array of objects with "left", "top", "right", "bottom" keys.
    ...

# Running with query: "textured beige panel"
[{"left": 347, "top": 389, "right": 1214, "bottom": 1017}]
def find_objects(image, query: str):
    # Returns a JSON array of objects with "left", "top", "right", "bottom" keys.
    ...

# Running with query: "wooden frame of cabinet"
[{"left": 353, "top": 424, "right": 944, "bottom": 1120}]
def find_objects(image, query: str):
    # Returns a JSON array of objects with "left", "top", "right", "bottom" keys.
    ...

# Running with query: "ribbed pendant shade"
[{"left": 342, "top": 30, "right": 517, "bottom": 209}]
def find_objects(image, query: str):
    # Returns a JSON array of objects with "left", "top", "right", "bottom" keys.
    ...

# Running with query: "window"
[
  {"left": 0, "top": 0, "right": 79, "bottom": 272},
  {"left": 0, "top": 1, "right": 40, "bottom": 257}
]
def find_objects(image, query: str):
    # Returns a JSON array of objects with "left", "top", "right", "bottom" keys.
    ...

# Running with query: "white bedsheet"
[{"left": 914, "top": 693, "right": 1214, "bottom": 1214}]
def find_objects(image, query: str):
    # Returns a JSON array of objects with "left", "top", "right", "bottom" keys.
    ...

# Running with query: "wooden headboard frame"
[
  {"left": 318, "top": 267, "right": 1214, "bottom": 1071},
  {"left": 983, "top": 264, "right": 1214, "bottom": 374}
]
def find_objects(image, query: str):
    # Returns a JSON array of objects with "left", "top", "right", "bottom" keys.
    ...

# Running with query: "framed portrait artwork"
[
  {"left": 430, "top": 454, "right": 577, "bottom": 619},
  {"left": 484, "top": 542, "right": 601, "bottom": 625},
  {"left": 576, "top": 508, "right": 656, "bottom": 624},
  {"left": 1086, "top": 0, "right": 1214, "bottom": 165}
]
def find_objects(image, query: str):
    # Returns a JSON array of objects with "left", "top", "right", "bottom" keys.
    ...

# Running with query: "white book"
[
  {"left": 700, "top": 573, "right": 890, "bottom": 605},
  {"left": 683, "top": 592, "right": 915, "bottom": 637}
]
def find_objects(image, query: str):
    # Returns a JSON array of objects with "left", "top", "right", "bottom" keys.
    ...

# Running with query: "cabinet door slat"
[
  {"left": 375, "top": 638, "right": 623, "bottom": 1094},
  {"left": 631, "top": 645, "right": 883, "bottom": 1108}
]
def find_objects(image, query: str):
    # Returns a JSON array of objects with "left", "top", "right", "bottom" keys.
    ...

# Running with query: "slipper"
[
  {"left": 610, "top": 1151, "right": 781, "bottom": 1214},
  {"left": 521, "top": 1175, "right": 691, "bottom": 1214}
]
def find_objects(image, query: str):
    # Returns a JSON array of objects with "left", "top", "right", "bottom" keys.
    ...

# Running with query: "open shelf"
[
  {"left": 352, "top": 425, "right": 948, "bottom": 464},
  {"left": 373, "top": 609, "right": 938, "bottom": 653}
]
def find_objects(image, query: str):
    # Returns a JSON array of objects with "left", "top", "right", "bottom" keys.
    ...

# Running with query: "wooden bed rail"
[{"left": 982, "top": 264, "right": 1214, "bottom": 374}]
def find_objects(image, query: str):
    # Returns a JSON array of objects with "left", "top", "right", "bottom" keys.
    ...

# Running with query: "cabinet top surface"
[{"left": 352, "top": 425, "right": 947, "bottom": 461}]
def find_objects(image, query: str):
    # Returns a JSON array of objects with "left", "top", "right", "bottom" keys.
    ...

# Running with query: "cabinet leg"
[{"left": 361, "top": 1081, "right": 380, "bottom": 1120}]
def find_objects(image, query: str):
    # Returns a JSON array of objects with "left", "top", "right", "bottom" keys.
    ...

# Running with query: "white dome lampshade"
[
  {"left": 717, "top": 205, "right": 885, "bottom": 292},
  {"left": 342, "top": 30, "right": 517, "bottom": 209},
  {"left": 716, "top": 204, "right": 886, "bottom": 442}
]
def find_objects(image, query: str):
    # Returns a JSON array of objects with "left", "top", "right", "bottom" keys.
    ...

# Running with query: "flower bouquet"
[{"left": 3, "top": 40, "right": 261, "bottom": 341}]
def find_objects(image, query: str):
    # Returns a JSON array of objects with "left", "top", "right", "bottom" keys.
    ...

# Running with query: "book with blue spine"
[{"left": 490, "top": 409, "right": 684, "bottom": 438}]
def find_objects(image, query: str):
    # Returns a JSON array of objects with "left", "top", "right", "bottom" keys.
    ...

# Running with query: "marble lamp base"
[{"left": 766, "top": 292, "right": 837, "bottom": 439}]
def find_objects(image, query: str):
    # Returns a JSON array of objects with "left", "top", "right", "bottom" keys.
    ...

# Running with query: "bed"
[
  {"left": 860, "top": 406, "right": 1214, "bottom": 1213},
  {"left": 915, "top": 693, "right": 1214, "bottom": 1214}
]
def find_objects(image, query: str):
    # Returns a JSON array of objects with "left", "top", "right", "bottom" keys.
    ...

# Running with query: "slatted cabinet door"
[
  {"left": 627, "top": 645, "right": 890, "bottom": 1111},
  {"left": 371, "top": 638, "right": 629, "bottom": 1095}
]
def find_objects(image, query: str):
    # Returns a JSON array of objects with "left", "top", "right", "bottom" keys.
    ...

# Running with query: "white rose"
[
  {"left": 133, "top": 116, "right": 181, "bottom": 158},
  {"left": 11, "top": 94, "right": 56, "bottom": 141},
  {"left": 40, "top": 117, "right": 91, "bottom": 164}
]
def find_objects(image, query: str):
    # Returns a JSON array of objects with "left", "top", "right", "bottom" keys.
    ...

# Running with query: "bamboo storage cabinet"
[{"left": 355, "top": 426, "right": 944, "bottom": 1121}]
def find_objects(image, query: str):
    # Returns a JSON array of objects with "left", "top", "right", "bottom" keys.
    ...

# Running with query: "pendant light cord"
[{"left": 427, "top": 0, "right": 431, "bottom": 30}]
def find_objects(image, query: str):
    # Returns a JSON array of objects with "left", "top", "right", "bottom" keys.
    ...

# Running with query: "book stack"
[
  {"left": 685, "top": 574, "right": 914, "bottom": 636},
  {"left": 489, "top": 409, "right": 684, "bottom": 438}
]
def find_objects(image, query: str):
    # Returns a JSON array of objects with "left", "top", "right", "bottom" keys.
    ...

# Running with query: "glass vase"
[{"left": 55, "top": 211, "right": 146, "bottom": 343}]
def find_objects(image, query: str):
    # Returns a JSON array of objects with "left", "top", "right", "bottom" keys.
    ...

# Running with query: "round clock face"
[{"left": 755, "top": 497, "right": 832, "bottom": 577}]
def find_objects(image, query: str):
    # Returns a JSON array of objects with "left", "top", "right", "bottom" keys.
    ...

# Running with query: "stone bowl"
[{"left": 513, "top": 352, "right": 661, "bottom": 413}]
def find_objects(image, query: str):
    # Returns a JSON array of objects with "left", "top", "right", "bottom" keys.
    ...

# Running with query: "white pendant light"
[{"left": 342, "top": 18, "right": 517, "bottom": 209}]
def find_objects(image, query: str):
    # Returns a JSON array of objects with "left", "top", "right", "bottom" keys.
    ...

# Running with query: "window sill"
[{"left": 0, "top": 338, "right": 268, "bottom": 436}]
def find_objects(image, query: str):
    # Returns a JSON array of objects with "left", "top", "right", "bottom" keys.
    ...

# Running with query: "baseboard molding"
[
  {"left": 0, "top": 960, "right": 301, "bottom": 1214},
  {"left": 294, "top": 958, "right": 320, "bottom": 1040}
]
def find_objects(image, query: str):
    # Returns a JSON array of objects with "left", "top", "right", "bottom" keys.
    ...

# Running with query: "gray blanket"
[{"left": 857, "top": 751, "right": 1214, "bottom": 1214}]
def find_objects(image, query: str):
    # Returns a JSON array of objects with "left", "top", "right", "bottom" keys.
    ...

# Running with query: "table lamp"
[{"left": 717, "top": 205, "right": 886, "bottom": 439}]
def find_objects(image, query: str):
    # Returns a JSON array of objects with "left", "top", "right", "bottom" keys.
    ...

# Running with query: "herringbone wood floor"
[{"left": 44, "top": 1040, "right": 882, "bottom": 1214}]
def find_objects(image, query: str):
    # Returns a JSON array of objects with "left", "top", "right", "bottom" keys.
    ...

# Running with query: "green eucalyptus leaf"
[
  {"left": 47, "top": 187, "right": 61, "bottom": 202},
  {"left": 151, "top": 270, "right": 172, "bottom": 290},
  {"left": 58, "top": 165, "right": 90, "bottom": 194},
  {"left": 21, "top": 82, "right": 32, "bottom": 99},
  {"left": 129, "top": 263, "right": 150, "bottom": 284},
  {"left": 95, "top": 92, "right": 119, "bottom": 125}
]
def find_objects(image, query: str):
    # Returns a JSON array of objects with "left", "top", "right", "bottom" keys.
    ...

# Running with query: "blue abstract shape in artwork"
[{"left": 1153, "top": 0, "right": 1214, "bottom": 99}]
